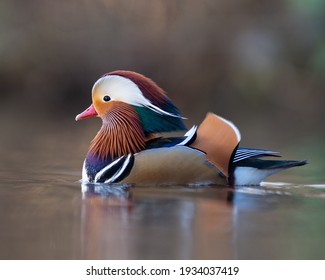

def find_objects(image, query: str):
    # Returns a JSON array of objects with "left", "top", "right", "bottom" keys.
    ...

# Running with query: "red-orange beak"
[{"left": 75, "top": 104, "right": 98, "bottom": 121}]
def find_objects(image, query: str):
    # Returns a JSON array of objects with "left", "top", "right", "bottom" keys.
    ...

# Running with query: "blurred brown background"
[{"left": 1, "top": 0, "right": 324, "bottom": 179}]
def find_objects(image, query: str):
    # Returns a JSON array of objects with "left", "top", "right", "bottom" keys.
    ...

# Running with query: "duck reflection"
[
  {"left": 81, "top": 182, "right": 132, "bottom": 199},
  {"left": 80, "top": 183, "right": 235, "bottom": 259}
]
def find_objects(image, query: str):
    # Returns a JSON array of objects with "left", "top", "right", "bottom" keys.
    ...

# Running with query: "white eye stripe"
[
  {"left": 93, "top": 75, "right": 183, "bottom": 118},
  {"left": 93, "top": 75, "right": 150, "bottom": 106}
]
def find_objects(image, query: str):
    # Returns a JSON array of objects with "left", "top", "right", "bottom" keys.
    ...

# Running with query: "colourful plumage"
[{"left": 76, "top": 70, "right": 306, "bottom": 186}]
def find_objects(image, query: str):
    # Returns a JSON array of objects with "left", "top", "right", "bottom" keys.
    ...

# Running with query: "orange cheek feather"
[
  {"left": 93, "top": 99, "right": 126, "bottom": 118},
  {"left": 93, "top": 98, "right": 110, "bottom": 117}
]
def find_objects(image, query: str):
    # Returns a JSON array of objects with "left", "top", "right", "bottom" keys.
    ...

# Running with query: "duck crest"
[{"left": 89, "top": 102, "right": 146, "bottom": 160}]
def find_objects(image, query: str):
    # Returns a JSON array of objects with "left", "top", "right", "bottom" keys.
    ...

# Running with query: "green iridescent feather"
[{"left": 134, "top": 106, "right": 186, "bottom": 133}]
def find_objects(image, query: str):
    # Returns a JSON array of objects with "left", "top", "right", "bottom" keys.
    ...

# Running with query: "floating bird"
[{"left": 76, "top": 70, "right": 306, "bottom": 186}]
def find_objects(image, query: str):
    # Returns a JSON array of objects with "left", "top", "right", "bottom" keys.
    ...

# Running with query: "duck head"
[{"left": 76, "top": 70, "right": 186, "bottom": 159}]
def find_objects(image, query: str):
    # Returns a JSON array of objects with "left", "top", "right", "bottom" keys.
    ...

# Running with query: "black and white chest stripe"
[{"left": 82, "top": 154, "right": 134, "bottom": 184}]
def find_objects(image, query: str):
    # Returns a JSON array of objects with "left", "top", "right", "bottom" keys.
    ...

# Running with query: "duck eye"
[{"left": 103, "top": 95, "right": 111, "bottom": 102}]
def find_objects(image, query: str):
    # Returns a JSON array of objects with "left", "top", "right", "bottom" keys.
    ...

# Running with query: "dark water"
[
  {"left": 1, "top": 167, "right": 324, "bottom": 260},
  {"left": 0, "top": 121, "right": 324, "bottom": 260}
]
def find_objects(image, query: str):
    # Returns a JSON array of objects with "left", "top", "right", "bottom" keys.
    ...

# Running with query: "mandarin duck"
[{"left": 76, "top": 70, "right": 306, "bottom": 186}]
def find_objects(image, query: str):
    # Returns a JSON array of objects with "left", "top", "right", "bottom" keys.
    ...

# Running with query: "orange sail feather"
[{"left": 190, "top": 113, "right": 241, "bottom": 177}]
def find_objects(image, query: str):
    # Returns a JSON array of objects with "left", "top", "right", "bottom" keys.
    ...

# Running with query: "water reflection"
[
  {"left": 1, "top": 169, "right": 324, "bottom": 259},
  {"left": 80, "top": 183, "right": 235, "bottom": 259},
  {"left": 81, "top": 183, "right": 131, "bottom": 198},
  {"left": 232, "top": 184, "right": 325, "bottom": 259},
  {"left": 78, "top": 181, "right": 325, "bottom": 259}
]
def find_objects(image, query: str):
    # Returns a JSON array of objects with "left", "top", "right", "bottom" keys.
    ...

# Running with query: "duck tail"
[{"left": 231, "top": 159, "right": 307, "bottom": 185}]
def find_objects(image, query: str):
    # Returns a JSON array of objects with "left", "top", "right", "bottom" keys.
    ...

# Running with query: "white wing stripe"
[{"left": 177, "top": 125, "right": 197, "bottom": 146}]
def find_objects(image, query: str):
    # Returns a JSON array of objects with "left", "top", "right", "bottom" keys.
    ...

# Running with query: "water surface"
[{"left": 1, "top": 167, "right": 324, "bottom": 259}]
